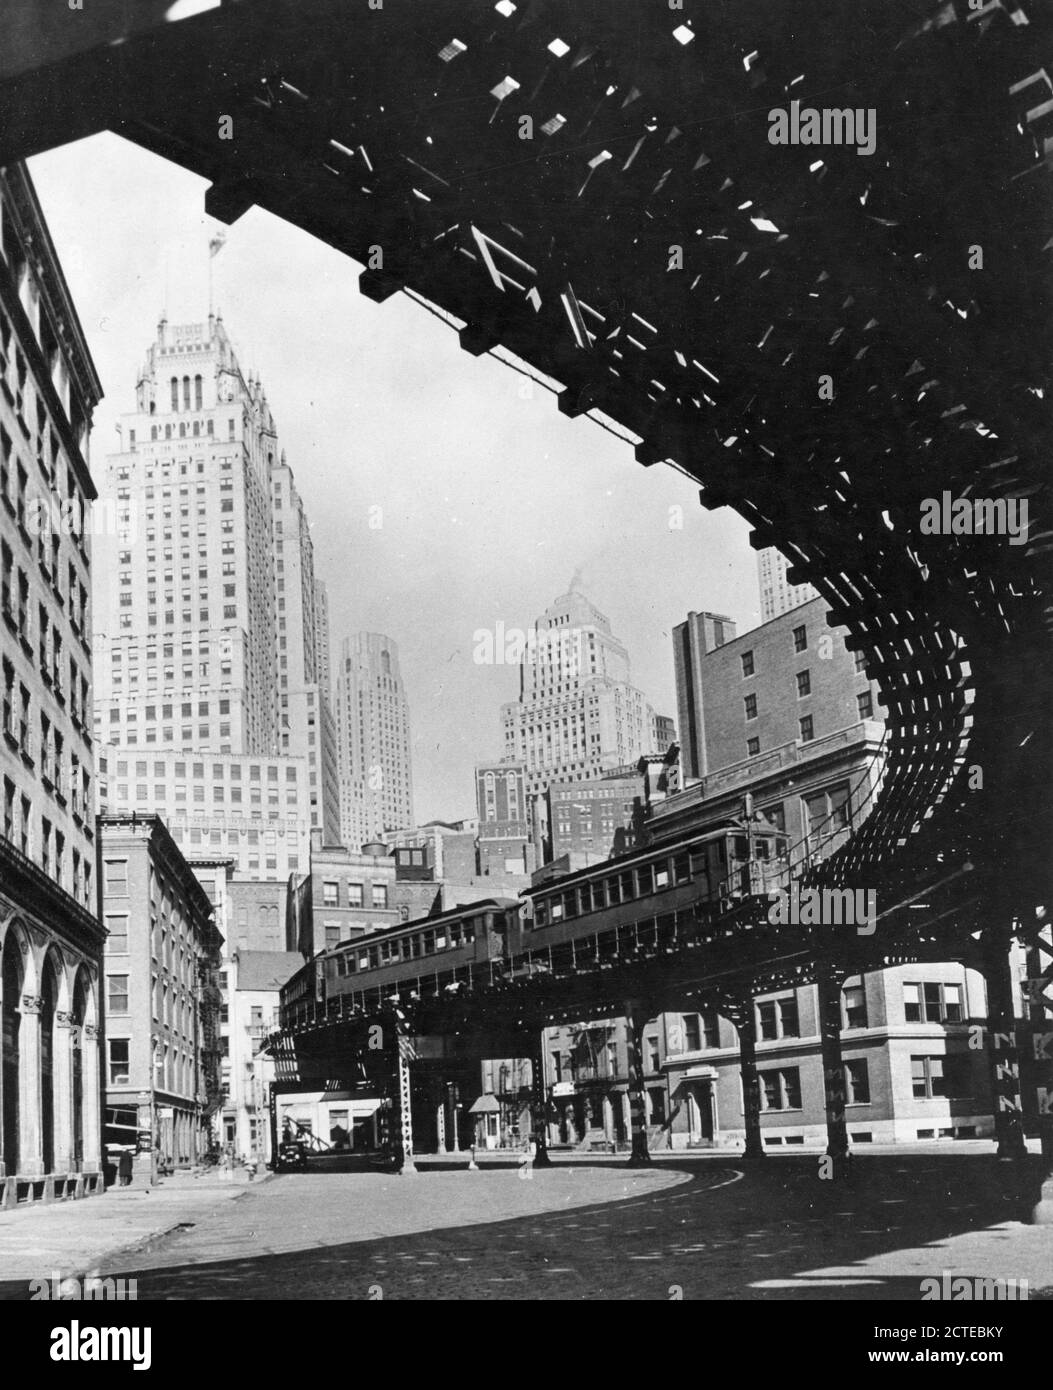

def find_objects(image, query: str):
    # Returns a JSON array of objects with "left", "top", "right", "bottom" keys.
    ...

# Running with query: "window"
[
  {"left": 857, "top": 691, "right": 873, "bottom": 719},
  {"left": 107, "top": 974, "right": 129, "bottom": 1014},
  {"left": 347, "top": 882, "right": 363, "bottom": 908},
  {"left": 744, "top": 693, "right": 757, "bottom": 721},
  {"left": 105, "top": 914, "right": 129, "bottom": 953},
  {"left": 759, "top": 1067, "right": 801, "bottom": 1110},
  {"left": 845, "top": 1058, "right": 870, "bottom": 1105},
  {"left": 371, "top": 883, "right": 388, "bottom": 909},
  {"left": 796, "top": 670, "right": 810, "bottom": 697},
  {"left": 792, "top": 624, "right": 807, "bottom": 653},
  {"left": 108, "top": 1038, "right": 130, "bottom": 1085},
  {"left": 903, "top": 982, "right": 964, "bottom": 1024},
  {"left": 756, "top": 995, "right": 799, "bottom": 1040},
  {"left": 104, "top": 859, "right": 128, "bottom": 895},
  {"left": 741, "top": 651, "right": 754, "bottom": 677},
  {"left": 799, "top": 715, "right": 814, "bottom": 742},
  {"left": 911, "top": 1054, "right": 971, "bottom": 1099},
  {"left": 746, "top": 737, "right": 760, "bottom": 757},
  {"left": 842, "top": 983, "right": 868, "bottom": 1029},
  {"left": 683, "top": 1014, "right": 701, "bottom": 1051},
  {"left": 854, "top": 650, "right": 868, "bottom": 674}
]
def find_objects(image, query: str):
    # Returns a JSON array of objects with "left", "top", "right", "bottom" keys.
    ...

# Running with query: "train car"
[
  {"left": 522, "top": 818, "right": 788, "bottom": 955},
  {"left": 281, "top": 898, "right": 521, "bottom": 1026}
]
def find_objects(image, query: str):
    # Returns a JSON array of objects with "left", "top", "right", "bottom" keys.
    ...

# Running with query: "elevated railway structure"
[{"left": 3, "top": 0, "right": 1051, "bottom": 1187}]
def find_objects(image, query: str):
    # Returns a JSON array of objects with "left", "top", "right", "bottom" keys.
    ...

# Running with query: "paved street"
[{"left": 2, "top": 1150, "right": 1050, "bottom": 1301}]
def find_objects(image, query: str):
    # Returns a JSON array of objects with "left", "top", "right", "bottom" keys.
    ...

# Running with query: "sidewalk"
[{"left": 0, "top": 1174, "right": 269, "bottom": 1288}]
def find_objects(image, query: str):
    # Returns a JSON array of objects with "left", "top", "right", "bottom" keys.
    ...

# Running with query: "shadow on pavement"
[{"left": 0, "top": 1153, "right": 1049, "bottom": 1301}]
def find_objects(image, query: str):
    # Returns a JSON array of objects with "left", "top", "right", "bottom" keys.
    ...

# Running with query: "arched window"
[
  {"left": 182, "top": 376, "right": 190, "bottom": 410},
  {"left": 151, "top": 426, "right": 158, "bottom": 441},
  {"left": 170, "top": 377, "right": 178, "bottom": 412},
  {"left": 194, "top": 375, "right": 203, "bottom": 410},
  {"left": 165, "top": 424, "right": 172, "bottom": 440},
  {"left": 192, "top": 421, "right": 200, "bottom": 437}
]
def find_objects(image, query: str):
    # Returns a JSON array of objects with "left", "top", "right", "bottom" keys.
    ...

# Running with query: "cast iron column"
[
  {"left": 736, "top": 994, "right": 765, "bottom": 1160},
  {"left": 816, "top": 965, "right": 850, "bottom": 1167},
  {"left": 624, "top": 1000, "right": 652, "bottom": 1167},
  {"left": 982, "top": 928, "right": 1027, "bottom": 1160}
]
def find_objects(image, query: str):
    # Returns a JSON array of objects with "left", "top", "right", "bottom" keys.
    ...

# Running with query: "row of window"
[
  {"left": 332, "top": 918, "right": 478, "bottom": 975},
  {"left": 322, "top": 879, "right": 389, "bottom": 909}
]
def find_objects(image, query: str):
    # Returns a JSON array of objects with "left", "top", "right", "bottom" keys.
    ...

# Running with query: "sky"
[{"left": 28, "top": 132, "right": 762, "bottom": 824}]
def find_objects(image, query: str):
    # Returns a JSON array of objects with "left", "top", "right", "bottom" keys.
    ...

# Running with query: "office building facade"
[{"left": 0, "top": 162, "right": 105, "bottom": 1203}]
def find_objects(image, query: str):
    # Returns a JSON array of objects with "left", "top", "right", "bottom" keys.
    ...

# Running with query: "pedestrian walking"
[{"left": 118, "top": 1148, "right": 133, "bottom": 1187}]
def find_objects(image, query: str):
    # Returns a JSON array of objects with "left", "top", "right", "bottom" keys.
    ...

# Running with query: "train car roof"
[
  {"left": 316, "top": 897, "right": 521, "bottom": 960},
  {"left": 525, "top": 816, "right": 783, "bottom": 898}
]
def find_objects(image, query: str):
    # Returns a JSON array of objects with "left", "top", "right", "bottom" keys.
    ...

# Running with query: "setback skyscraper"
[{"left": 336, "top": 633, "right": 414, "bottom": 848}]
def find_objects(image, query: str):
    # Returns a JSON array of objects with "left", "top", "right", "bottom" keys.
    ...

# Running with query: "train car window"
[
  {"left": 607, "top": 875, "right": 622, "bottom": 905},
  {"left": 551, "top": 899, "right": 564, "bottom": 922},
  {"left": 655, "top": 863, "right": 670, "bottom": 890},
  {"left": 533, "top": 901, "right": 548, "bottom": 927},
  {"left": 357, "top": 950, "right": 369, "bottom": 971},
  {"left": 380, "top": 940, "right": 399, "bottom": 964},
  {"left": 637, "top": 864, "right": 654, "bottom": 895},
  {"left": 733, "top": 836, "right": 749, "bottom": 859},
  {"left": 435, "top": 930, "right": 448, "bottom": 950},
  {"left": 716, "top": 840, "right": 727, "bottom": 865},
  {"left": 368, "top": 946, "right": 379, "bottom": 970},
  {"left": 563, "top": 891, "right": 577, "bottom": 920},
  {"left": 755, "top": 839, "right": 770, "bottom": 860},
  {"left": 776, "top": 838, "right": 788, "bottom": 857},
  {"left": 575, "top": 887, "right": 589, "bottom": 916},
  {"left": 590, "top": 881, "right": 604, "bottom": 911},
  {"left": 463, "top": 922, "right": 475, "bottom": 944},
  {"left": 672, "top": 852, "right": 691, "bottom": 884},
  {"left": 619, "top": 870, "right": 635, "bottom": 901},
  {"left": 422, "top": 931, "right": 436, "bottom": 955}
]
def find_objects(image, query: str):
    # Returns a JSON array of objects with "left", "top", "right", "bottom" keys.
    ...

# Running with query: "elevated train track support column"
[
  {"left": 982, "top": 928, "right": 1028, "bottom": 1162},
  {"left": 530, "top": 1033, "right": 552, "bottom": 1170},
  {"left": 816, "top": 965, "right": 851, "bottom": 1172},
  {"left": 727, "top": 993, "right": 765, "bottom": 1161},
  {"left": 624, "top": 1000, "right": 653, "bottom": 1168},
  {"left": 391, "top": 1011, "right": 416, "bottom": 1176}
]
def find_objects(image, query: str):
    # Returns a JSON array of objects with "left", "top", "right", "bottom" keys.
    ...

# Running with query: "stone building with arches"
[{"left": 0, "top": 161, "right": 105, "bottom": 1204}]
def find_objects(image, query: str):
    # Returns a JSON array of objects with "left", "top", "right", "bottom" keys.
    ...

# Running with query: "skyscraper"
[
  {"left": 92, "top": 312, "right": 324, "bottom": 879},
  {"left": 270, "top": 455, "right": 339, "bottom": 841},
  {"left": 335, "top": 633, "right": 414, "bottom": 848},
  {"left": 500, "top": 581, "right": 656, "bottom": 797},
  {"left": 757, "top": 545, "right": 819, "bottom": 622}
]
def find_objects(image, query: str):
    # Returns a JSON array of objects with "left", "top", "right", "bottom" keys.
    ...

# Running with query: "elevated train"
[{"left": 280, "top": 817, "right": 789, "bottom": 1031}]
